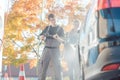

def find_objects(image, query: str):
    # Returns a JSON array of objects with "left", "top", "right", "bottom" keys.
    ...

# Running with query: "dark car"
[{"left": 79, "top": 0, "right": 120, "bottom": 80}]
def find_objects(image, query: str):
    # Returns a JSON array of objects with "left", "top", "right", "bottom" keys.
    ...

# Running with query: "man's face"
[{"left": 49, "top": 18, "right": 56, "bottom": 26}]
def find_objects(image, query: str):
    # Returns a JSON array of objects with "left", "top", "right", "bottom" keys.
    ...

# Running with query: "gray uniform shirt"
[{"left": 40, "top": 25, "right": 64, "bottom": 47}]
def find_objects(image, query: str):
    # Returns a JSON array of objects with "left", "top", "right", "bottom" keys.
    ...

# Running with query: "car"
[{"left": 78, "top": 0, "right": 120, "bottom": 80}]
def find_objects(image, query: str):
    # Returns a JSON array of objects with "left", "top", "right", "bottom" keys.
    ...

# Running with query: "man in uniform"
[{"left": 38, "top": 13, "right": 64, "bottom": 80}]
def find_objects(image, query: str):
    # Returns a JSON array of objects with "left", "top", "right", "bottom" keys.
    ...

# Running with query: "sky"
[
  {"left": 1, "top": 0, "right": 8, "bottom": 12},
  {"left": 1, "top": 0, "right": 13, "bottom": 12},
  {"left": 81, "top": 0, "right": 91, "bottom": 8}
]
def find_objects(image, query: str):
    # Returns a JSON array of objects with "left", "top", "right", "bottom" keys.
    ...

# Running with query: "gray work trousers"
[
  {"left": 38, "top": 47, "right": 61, "bottom": 80},
  {"left": 63, "top": 44, "right": 80, "bottom": 80}
]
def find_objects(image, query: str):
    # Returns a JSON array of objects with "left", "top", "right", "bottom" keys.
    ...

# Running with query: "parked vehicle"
[{"left": 79, "top": 0, "right": 120, "bottom": 80}]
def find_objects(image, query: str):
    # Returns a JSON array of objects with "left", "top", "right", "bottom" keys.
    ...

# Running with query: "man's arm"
[
  {"left": 39, "top": 26, "right": 48, "bottom": 40},
  {"left": 53, "top": 34, "right": 64, "bottom": 43},
  {"left": 53, "top": 27, "right": 64, "bottom": 43}
]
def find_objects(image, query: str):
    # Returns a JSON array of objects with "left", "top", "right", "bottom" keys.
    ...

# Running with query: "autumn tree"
[
  {"left": 3, "top": 0, "right": 44, "bottom": 66},
  {"left": 3, "top": 0, "right": 87, "bottom": 67}
]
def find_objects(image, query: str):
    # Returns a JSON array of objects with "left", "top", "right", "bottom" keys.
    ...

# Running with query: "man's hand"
[
  {"left": 53, "top": 34, "right": 64, "bottom": 43},
  {"left": 53, "top": 34, "right": 59, "bottom": 39},
  {"left": 40, "top": 35, "right": 46, "bottom": 41}
]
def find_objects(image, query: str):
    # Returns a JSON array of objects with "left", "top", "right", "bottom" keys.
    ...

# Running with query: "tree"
[
  {"left": 3, "top": 0, "right": 87, "bottom": 66},
  {"left": 3, "top": 0, "right": 43, "bottom": 66}
]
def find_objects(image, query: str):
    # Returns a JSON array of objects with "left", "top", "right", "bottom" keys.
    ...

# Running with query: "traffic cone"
[
  {"left": 19, "top": 64, "right": 26, "bottom": 80},
  {"left": 4, "top": 72, "right": 9, "bottom": 80}
]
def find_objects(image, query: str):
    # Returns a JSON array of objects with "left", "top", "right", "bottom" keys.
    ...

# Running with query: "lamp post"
[{"left": 0, "top": 1, "right": 4, "bottom": 79}]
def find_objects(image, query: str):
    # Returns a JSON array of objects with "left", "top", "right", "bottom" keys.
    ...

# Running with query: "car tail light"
[{"left": 102, "top": 64, "right": 120, "bottom": 71}]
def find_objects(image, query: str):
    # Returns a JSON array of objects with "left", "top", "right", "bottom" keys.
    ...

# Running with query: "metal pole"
[{"left": 0, "top": 0, "right": 5, "bottom": 78}]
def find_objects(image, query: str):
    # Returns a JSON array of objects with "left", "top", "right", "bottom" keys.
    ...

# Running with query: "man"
[
  {"left": 63, "top": 19, "right": 80, "bottom": 80},
  {"left": 38, "top": 13, "right": 64, "bottom": 80},
  {"left": 68, "top": 19, "right": 80, "bottom": 44}
]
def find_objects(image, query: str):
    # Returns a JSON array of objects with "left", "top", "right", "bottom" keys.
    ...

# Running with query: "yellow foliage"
[
  {"left": 29, "top": 59, "right": 38, "bottom": 69},
  {"left": 26, "top": 37, "right": 35, "bottom": 43},
  {"left": 3, "top": 59, "right": 11, "bottom": 65},
  {"left": 3, "top": 44, "right": 15, "bottom": 55},
  {"left": 63, "top": 24, "right": 73, "bottom": 32},
  {"left": 20, "top": 45, "right": 31, "bottom": 52}
]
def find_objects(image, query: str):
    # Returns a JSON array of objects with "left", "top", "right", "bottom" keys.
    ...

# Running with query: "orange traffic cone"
[
  {"left": 19, "top": 64, "right": 26, "bottom": 80},
  {"left": 4, "top": 72, "right": 9, "bottom": 80}
]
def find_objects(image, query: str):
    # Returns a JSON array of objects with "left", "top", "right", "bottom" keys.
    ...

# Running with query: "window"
[
  {"left": 87, "top": 10, "right": 97, "bottom": 44},
  {"left": 99, "top": 7, "right": 120, "bottom": 38},
  {"left": 88, "top": 31, "right": 93, "bottom": 45}
]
